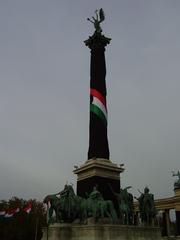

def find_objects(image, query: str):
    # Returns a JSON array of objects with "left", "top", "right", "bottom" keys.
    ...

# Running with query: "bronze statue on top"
[
  {"left": 84, "top": 8, "right": 111, "bottom": 49},
  {"left": 87, "top": 9, "right": 105, "bottom": 34}
]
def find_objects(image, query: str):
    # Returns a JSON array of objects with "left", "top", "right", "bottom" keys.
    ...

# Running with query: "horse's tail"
[{"left": 107, "top": 200, "right": 118, "bottom": 221}]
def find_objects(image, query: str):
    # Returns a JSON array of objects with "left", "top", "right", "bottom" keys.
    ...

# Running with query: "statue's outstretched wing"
[{"left": 99, "top": 8, "right": 105, "bottom": 22}]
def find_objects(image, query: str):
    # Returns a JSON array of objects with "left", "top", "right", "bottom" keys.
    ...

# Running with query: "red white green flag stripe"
[
  {"left": 23, "top": 202, "right": 32, "bottom": 214},
  {"left": 5, "top": 208, "right": 20, "bottom": 218},
  {"left": 90, "top": 88, "right": 107, "bottom": 125}
]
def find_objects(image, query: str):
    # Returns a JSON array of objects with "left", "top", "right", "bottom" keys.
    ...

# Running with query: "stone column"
[
  {"left": 162, "top": 209, "right": 170, "bottom": 237},
  {"left": 156, "top": 210, "right": 162, "bottom": 227},
  {"left": 166, "top": 209, "right": 171, "bottom": 236},
  {"left": 85, "top": 32, "right": 111, "bottom": 160},
  {"left": 133, "top": 211, "right": 139, "bottom": 225},
  {"left": 175, "top": 211, "right": 180, "bottom": 235}
]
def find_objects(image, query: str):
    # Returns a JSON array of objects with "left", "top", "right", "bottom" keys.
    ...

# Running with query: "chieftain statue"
[
  {"left": 43, "top": 184, "right": 159, "bottom": 226},
  {"left": 44, "top": 184, "right": 117, "bottom": 224},
  {"left": 135, "top": 187, "right": 156, "bottom": 225},
  {"left": 110, "top": 185, "right": 134, "bottom": 224}
]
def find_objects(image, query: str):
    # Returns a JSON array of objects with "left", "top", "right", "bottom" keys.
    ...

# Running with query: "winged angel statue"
[{"left": 87, "top": 8, "right": 105, "bottom": 33}]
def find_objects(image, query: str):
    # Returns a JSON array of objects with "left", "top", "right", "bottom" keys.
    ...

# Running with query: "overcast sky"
[{"left": 0, "top": 0, "right": 180, "bottom": 201}]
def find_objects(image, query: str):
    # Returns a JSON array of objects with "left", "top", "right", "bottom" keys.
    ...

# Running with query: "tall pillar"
[
  {"left": 87, "top": 38, "right": 109, "bottom": 160},
  {"left": 74, "top": 10, "right": 124, "bottom": 203}
]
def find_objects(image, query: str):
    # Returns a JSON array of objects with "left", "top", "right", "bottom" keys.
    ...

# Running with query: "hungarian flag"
[
  {"left": 23, "top": 202, "right": 32, "bottom": 214},
  {"left": 90, "top": 88, "right": 107, "bottom": 125},
  {"left": 5, "top": 207, "right": 20, "bottom": 218}
]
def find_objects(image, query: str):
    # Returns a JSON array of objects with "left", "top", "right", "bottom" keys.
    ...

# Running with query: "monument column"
[
  {"left": 74, "top": 9, "right": 124, "bottom": 202},
  {"left": 87, "top": 35, "right": 109, "bottom": 160}
]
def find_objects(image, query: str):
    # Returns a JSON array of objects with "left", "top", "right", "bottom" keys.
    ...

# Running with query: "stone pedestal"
[
  {"left": 74, "top": 158, "right": 124, "bottom": 207},
  {"left": 41, "top": 223, "right": 163, "bottom": 240}
]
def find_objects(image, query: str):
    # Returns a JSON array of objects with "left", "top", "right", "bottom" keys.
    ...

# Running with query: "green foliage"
[{"left": 0, "top": 197, "right": 46, "bottom": 240}]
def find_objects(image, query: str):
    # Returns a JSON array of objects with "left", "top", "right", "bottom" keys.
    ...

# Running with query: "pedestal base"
[
  {"left": 42, "top": 223, "right": 163, "bottom": 240},
  {"left": 74, "top": 159, "right": 124, "bottom": 206}
]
